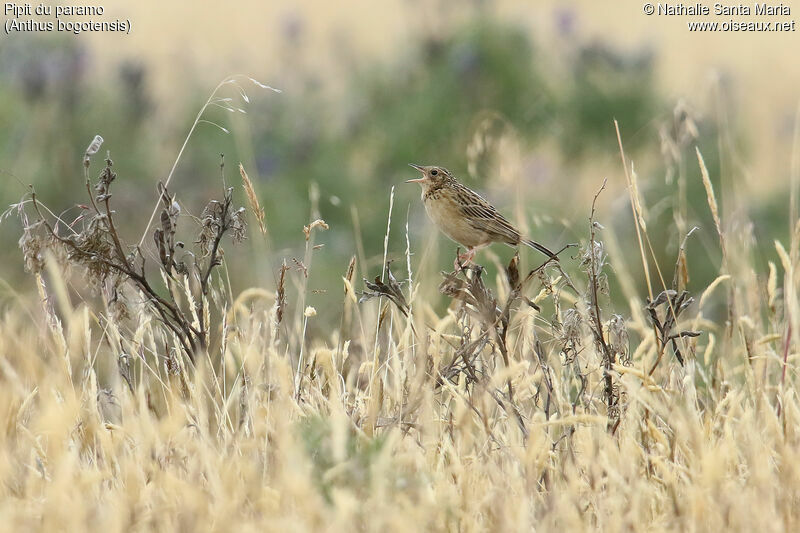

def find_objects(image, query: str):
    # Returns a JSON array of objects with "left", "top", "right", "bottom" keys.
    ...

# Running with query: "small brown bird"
[{"left": 406, "top": 164, "right": 558, "bottom": 266}]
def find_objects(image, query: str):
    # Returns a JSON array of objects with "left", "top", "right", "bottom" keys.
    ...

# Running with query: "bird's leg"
[
  {"left": 454, "top": 250, "right": 467, "bottom": 271},
  {"left": 455, "top": 245, "right": 484, "bottom": 271},
  {"left": 455, "top": 248, "right": 473, "bottom": 271}
]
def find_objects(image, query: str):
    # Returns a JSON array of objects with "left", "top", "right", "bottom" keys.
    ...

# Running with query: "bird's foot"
[{"left": 454, "top": 248, "right": 476, "bottom": 271}]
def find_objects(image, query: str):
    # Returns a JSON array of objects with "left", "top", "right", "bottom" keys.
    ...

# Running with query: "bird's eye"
[{"left": 431, "top": 169, "right": 438, "bottom": 176}]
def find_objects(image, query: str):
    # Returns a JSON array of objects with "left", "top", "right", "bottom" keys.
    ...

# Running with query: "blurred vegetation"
[
  {"left": 254, "top": 22, "right": 659, "bottom": 248},
  {"left": 300, "top": 415, "right": 389, "bottom": 504},
  {"left": 0, "top": 15, "right": 782, "bottom": 325}
]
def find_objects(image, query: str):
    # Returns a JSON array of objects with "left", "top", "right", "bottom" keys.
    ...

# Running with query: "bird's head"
[{"left": 406, "top": 164, "right": 454, "bottom": 190}]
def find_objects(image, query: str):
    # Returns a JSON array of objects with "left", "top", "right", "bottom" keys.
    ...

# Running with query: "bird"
[{"left": 406, "top": 163, "right": 558, "bottom": 268}]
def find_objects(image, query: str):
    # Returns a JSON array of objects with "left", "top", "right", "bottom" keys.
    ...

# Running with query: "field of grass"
[{"left": 1, "top": 86, "right": 799, "bottom": 531}]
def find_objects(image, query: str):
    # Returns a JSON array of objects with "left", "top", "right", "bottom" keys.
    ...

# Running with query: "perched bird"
[{"left": 406, "top": 164, "right": 558, "bottom": 267}]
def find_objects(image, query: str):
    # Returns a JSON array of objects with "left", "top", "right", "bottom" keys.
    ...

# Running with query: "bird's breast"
[{"left": 423, "top": 194, "right": 487, "bottom": 248}]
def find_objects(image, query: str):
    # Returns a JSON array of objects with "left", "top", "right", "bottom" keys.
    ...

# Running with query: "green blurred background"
[{"left": 1, "top": 0, "right": 798, "bottom": 326}]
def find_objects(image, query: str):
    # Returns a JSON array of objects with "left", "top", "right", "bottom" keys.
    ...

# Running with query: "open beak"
[{"left": 406, "top": 163, "right": 426, "bottom": 183}]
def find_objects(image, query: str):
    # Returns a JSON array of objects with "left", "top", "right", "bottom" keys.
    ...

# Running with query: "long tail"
[{"left": 522, "top": 238, "right": 559, "bottom": 261}]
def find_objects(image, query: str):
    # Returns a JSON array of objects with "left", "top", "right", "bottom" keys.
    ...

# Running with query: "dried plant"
[
  {"left": 276, "top": 260, "right": 289, "bottom": 326},
  {"left": 435, "top": 252, "right": 560, "bottom": 441},
  {"left": 646, "top": 290, "right": 701, "bottom": 368},
  {"left": 239, "top": 162, "right": 267, "bottom": 235},
  {"left": 24, "top": 144, "right": 247, "bottom": 364},
  {"left": 360, "top": 262, "right": 410, "bottom": 318},
  {"left": 303, "top": 219, "right": 329, "bottom": 241},
  {"left": 578, "top": 180, "right": 620, "bottom": 430}
]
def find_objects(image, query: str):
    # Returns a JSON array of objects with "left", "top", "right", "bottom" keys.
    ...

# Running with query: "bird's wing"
[{"left": 453, "top": 184, "right": 521, "bottom": 244}]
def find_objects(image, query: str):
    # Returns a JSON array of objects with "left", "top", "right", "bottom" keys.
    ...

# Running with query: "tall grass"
[{"left": 1, "top": 113, "right": 799, "bottom": 532}]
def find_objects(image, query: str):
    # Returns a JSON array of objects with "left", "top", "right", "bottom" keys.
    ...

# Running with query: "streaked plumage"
[{"left": 406, "top": 164, "right": 558, "bottom": 264}]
